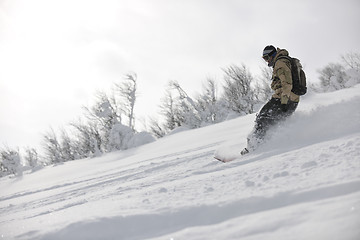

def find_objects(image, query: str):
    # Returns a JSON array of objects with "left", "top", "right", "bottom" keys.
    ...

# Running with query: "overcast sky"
[{"left": 1, "top": 0, "right": 360, "bottom": 151}]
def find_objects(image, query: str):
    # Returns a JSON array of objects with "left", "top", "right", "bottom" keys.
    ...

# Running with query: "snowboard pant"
[{"left": 248, "top": 97, "right": 298, "bottom": 150}]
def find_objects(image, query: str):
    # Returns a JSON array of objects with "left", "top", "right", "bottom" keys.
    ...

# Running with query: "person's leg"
[
  {"left": 255, "top": 99, "right": 298, "bottom": 136},
  {"left": 284, "top": 100, "right": 298, "bottom": 117},
  {"left": 244, "top": 98, "right": 282, "bottom": 152},
  {"left": 254, "top": 98, "right": 282, "bottom": 138},
  {"left": 245, "top": 99, "right": 299, "bottom": 154},
  {"left": 242, "top": 99, "right": 299, "bottom": 155}
]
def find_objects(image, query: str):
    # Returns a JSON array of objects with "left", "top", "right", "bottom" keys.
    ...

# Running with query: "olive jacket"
[{"left": 271, "top": 48, "right": 300, "bottom": 104}]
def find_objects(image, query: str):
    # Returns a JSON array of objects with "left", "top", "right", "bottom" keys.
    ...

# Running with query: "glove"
[{"left": 280, "top": 104, "right": 288, "bottom": 112}]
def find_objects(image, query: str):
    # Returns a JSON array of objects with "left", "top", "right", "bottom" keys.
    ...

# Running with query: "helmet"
[
  {"left": 262, "top": 45, "right": 277, "bottom": 67},
  {"left": 262, "top": 45, "right": 277, "bottom": 60}
]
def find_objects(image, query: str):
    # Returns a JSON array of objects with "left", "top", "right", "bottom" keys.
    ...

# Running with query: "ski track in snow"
[{"left": 1, "top": 86, "right": 360, "bottom": 240}]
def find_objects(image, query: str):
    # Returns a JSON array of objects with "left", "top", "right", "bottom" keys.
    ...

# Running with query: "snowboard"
[
  {"left": 214, "top": 155, "right": 239, "bottom": 163},
  {"left": 214, "top": 145, "right": 249, "bottom": 163}
]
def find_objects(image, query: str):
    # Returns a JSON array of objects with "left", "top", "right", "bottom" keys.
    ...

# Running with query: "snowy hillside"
[{"left": 1, "top": 85, "right": 360, "bottom": 240}]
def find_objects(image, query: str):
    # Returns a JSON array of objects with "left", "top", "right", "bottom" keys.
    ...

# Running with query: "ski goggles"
[
  {"left": 262, "top": 49, "right": 276, "bottom": 61},
  {"left": 262, "top": 55, "right": 270, "bottom": 61}
]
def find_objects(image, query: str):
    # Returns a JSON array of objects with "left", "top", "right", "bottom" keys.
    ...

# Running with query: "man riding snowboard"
[{"left": 241, "top": 45, "right": 300, "bottom": 155}]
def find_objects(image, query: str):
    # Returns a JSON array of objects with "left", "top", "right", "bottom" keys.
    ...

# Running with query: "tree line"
[{"left": 1, "top": 52, "right": 359, "bottom": 177}]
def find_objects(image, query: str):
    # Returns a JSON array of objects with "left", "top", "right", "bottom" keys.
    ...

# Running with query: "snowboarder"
[{"left": 241, "top": 45, "right": 300, "bottom": 155}]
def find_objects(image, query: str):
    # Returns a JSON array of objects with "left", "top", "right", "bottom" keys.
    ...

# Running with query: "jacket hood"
[
  {"left": 267, "top": 48, "right": 289, "bottom": 67},
  {"left": 274, "top": 48, "right": 289, "bottom": 61}
]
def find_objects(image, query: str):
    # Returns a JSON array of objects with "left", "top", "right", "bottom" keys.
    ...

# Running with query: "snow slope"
[{"left": 1, "top": 85, "right": 360, "bottom": 240}]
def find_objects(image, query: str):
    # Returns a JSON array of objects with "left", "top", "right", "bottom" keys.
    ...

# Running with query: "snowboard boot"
[{"left": 240, "top": 148, "right": 249, "bottom": 155}]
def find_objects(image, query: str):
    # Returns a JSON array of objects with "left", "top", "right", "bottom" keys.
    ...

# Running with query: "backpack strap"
[
  {"left": 274, "top": 56, "right": 293, "bottom": 75},
  {"left": 275, "top": 55, "right": 292, "bottom": 66}
]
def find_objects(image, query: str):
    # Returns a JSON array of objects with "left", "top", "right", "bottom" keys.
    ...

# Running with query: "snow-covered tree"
[
  {"left": 23, "top": 147, "right": 39, "bottom": 168},
  {"left": 115, "top": 73, "right": 137, "bottom": 130},
  {"left": 42, "top": 127, "right": 81, "bottom": 163},
  {"left": 0, "top": 147, "right": 23, "bottom": 176},
  {"left": 341, "top": 52, "right": 360, "bottom": 86},
  {"left": 108, "top": 123, "right": 134, "bottom": 151},
  {"left": 85, "top": 91, "right": 122, "bottom": 131},
  {"left": 59, "top": 128, "right": 79, "bottom": 161},
  {"left": 43, "top": 128, "right": 65, "bottom": 164},
  {"left": 318, "top": 63, "right": 349, "bottom": 92},
  {"left": 170, "top": 80, "right": 202, "bottom": 128},
  {"left": 222, "top": 64, "right": 260, "bottom": 115},
  {"left": 160, "top": 88, "right": 182, "bottom": 131},
  {"left": 256, "top": 66, "right": 273, "bottom": 102},
  {"left": 196, "top": 78, "right": 227, "bottom": 125},
  {"left": 342, "top": 52, "right": 360, "bottom": 72},
  {"left": 148, "top": 117, "right": 167, "bottom": 138},
  {"left": 71, "top": 74, "right": 151, "bottom": 153},
  {"left": 70, "top": 120, "right": 103, "bottom": 158},
  {"left": 108, "top": 123, "right": 155, "bottom": 150},
  {"left": 152, "top": 78, "right": 229, "bottom": 136},
  {"left": 82, "top": 91, "right": 122, "bottom": 152},
  {"left": 314, "top": 52, "right": 360, "bottom": 92}
]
